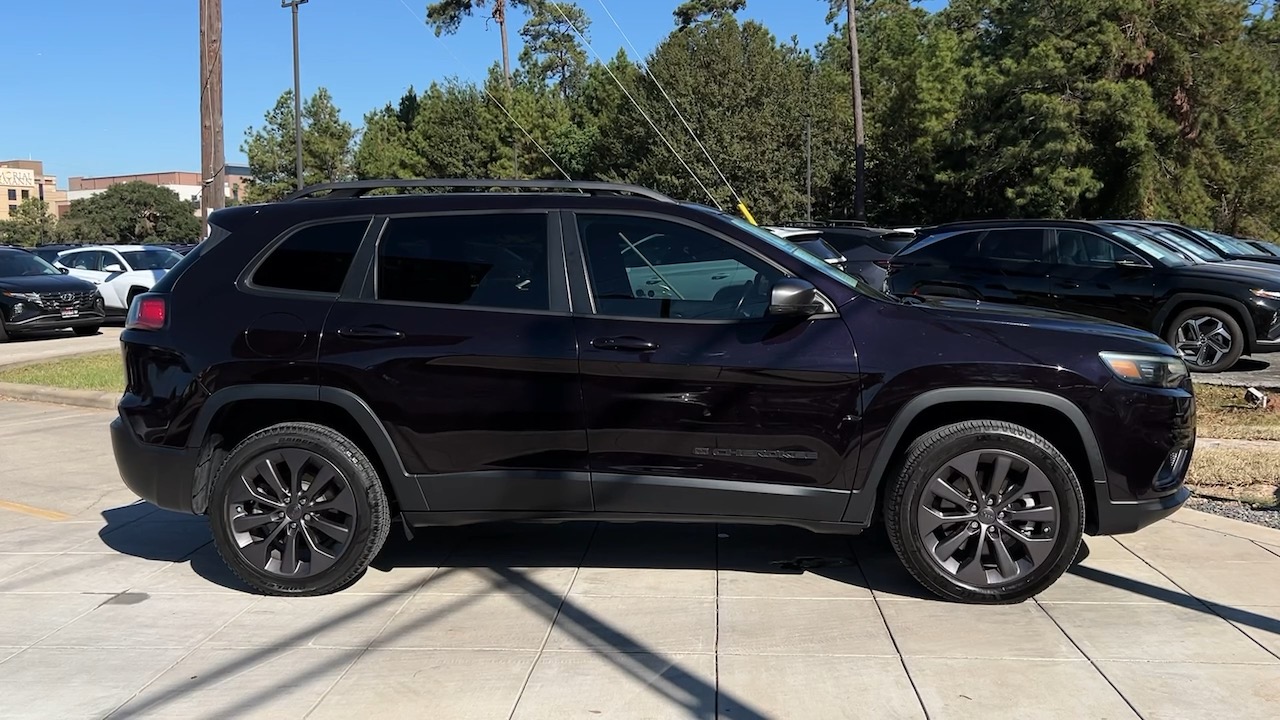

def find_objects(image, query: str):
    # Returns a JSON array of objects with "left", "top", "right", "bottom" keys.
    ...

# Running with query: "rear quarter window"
[
  {"left": 250, "top": 219, "right": 371, "bottom": 295},
  {"left": 899, "top": 231, "right": 980, "bottom": 264}
]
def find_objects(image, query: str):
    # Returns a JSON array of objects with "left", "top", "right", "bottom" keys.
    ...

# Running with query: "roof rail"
[{"left": 283, "top": 179, "right": 676, "bottom": 203}]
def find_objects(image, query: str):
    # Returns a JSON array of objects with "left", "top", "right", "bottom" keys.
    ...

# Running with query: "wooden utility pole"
[
  {"left": 847, "top": 1, "right": 865, "bottom": 221},
  {"left": 200, "top": 0, "right": 226, "bottom": 239}
]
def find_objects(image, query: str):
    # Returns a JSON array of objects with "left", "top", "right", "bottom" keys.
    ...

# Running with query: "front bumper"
[
  {"left": 5, "top": 309, "right": 105, "bottom": 333},
  {"left": 1090, "top": 485, "right": 1190, "bottom": 535},
  {"left": 111, "top": 416, "right": 200, "bottom": 514}
]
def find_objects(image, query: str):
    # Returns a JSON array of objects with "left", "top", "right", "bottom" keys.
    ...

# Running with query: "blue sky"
[{"left": 1, "top": 0, "right": 944, "bottom": 187}]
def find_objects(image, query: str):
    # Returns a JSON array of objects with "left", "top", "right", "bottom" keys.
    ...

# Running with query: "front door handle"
[
  {"left": 592, "top": 336, "right": 659, "bottom": 352},
  {"left": 337, "top": 325, "right": 405, "bottom": 340},
  {"left": 1055, "top": 282, "right": 1081, "bottom": 289}
]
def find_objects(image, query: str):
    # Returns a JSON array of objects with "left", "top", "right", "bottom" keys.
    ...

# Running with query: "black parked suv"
[
  {"left": 0, "top": 246, "right": 105, "bottom": 341},
  {"left": 886, "top": 220, "right": 1280, "bottom": 373},
  {"left": 111, "top": 181, "right": 1194, "bottom": 604}
]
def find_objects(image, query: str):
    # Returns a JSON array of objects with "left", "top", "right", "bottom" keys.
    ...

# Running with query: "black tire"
[
  {"left": 1165, "top": 306, "right": 1244, "bottom": 373},
  {"left": 209, "top": 422, "right": 391, "bottom": 596},
  {"left": 0, "top": 320, "right": 8, "bottom": 343},
  {"left": 73, "top": 325, "right": 100, "bottom": 337},
  {"left": 884, "top": 420, "right": 1085, "bottom": 604}
]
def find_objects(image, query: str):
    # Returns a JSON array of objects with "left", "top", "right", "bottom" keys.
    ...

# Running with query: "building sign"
[{"left": 0, "top": 168, "right": 36, "bottom": 187}]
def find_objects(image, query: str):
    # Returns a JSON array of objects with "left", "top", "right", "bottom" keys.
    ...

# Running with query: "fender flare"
[
  {"left": 840, "top": 387, "right": 1107, "bottom": 525},
  {"left": 1152, "top": 293, "right": 1256, "bottom": 349},
  {"left": 188, "top": 384, "right": 426, "bottom": 511}
]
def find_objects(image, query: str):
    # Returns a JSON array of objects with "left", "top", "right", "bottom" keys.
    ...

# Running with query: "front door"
[
  {"left": 1048, "top": 229, "right": 1158, "bottom": 327},
  {"left": 567, "top": 211, "right": 863, "bottom": 522},
  {"left": 318, "top": 210, "right": 589, "bottom": 513}
]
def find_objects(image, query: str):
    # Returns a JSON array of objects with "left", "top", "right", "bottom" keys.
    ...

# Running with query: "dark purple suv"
[{"left": 110, "top": 180, "right": 1194, "bottom": 603}]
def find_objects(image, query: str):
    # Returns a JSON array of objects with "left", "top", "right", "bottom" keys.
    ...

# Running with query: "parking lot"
[{"left": 0, "top": 398, "right": 1275, "bottom": 719}]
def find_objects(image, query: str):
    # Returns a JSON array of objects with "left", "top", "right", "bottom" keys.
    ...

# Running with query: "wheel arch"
[
  {"left": 841, "top": 388, "right": 1108, "bottom": 533},
  {"left": 1153, "top": 293, "right": 1256, "bottom": 351},
  {"left": 188, "top": 384, "right": 425, "bottom": 515}
]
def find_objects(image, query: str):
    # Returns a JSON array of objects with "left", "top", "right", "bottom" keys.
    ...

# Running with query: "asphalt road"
[{"left": 0, "top": 327, "right": 122, "bottom": 369}]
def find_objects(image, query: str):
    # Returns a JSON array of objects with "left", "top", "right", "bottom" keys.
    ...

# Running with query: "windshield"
[
  {"left": 712, "top": 212, "right": 897, "bottom": 301},
  {"left": 0, "top": 251, "right": 62, "bottom": 277},
  {"left": 1110, "top": 229, "right": 1192, "bottom": 266},
  {"left": 1189, "top": 228, "right": 1266, "bottom": 256},
  {"left": 120, "top": 249, "right": 182, "bottom": 271},
  {"left": 1143, "top": 228, "right": 1219, "bottom": 262}
]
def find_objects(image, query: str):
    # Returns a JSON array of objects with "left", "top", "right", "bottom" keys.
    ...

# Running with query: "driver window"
[
  {"left": 66, "top": 251, "right": 104, "bottom": 271},
  {"left": 577, "top": 214, "right": 781, "bottom": 320},
  {"left": 1055, "top": 230, "right": 1125, "bottom": 267}
]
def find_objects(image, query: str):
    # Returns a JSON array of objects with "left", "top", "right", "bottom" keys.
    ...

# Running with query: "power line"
[
  {"left": 548, "top": 2, "right": 723, "bottom": 209},
  {"left": 393, "top": 0, "right": 575, "bottom": 183},
  {"left": 593, "top": 0, "right": 743, "bottom": 205}
]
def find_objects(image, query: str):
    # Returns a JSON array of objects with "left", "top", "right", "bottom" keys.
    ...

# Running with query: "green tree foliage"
[
  {"left": 0, "top": 198, "right": 58, "bottom": 246},
  {"left": 60, "top": 182, "right": 200, "bottom": 245},
  {"left": 333, "top": 0, "right": 1280, "bottom": 235},
  {"left": 241, "top": 88, "right": 355, "bottom": 202}
]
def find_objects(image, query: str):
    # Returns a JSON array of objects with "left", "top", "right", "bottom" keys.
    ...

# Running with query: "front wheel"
[
  {"left": 884, "top": 421, "right": 1085, "bottom": 604},
  {"left": 73, "top": 325, "right": 100, "bottom": 337},
  {"left": 209, "top": 422, "right": 391, "bottom": 596},
  {"left": 1166, "top": 307, "right": 1244, "bottom": 373}
]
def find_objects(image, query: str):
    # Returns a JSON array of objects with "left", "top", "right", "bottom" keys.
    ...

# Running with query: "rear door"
[
  {"left": 973, "top": 228, "right": 1056, "bottom": 308},
  {"left": 318, "top": 210, "right": 589, "bottom": 513}
]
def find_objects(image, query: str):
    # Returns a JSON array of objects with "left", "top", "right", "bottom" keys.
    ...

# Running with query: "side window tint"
[
  {"left": 1056, "top": 230, "right": 1122, "bottom": 267},
  {"left": 377, "top": 213, "right": 549, "bottom": 311},
  {"left": 980, "top": 229, "right": 1048, "bottom": 263},
  {"left": 67, "top": 251, "right": 102, "bottom": 271},
  {"left": 577, "top": 214, "right": 781, "bottom": 320},
  {"left": 253, "top": 220, "right": 369, "bottom": 294},
  {"left": 902, "top": 231, "right": 979, "bottom": 263}
]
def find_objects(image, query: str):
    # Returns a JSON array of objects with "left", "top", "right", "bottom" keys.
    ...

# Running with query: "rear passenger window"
[
  {"left": 980, "top": 229, "right": 1048, "bottom": 263},
  {"left": 899, "top": 231, "right": 979, "bottom": 263},
  {"left": 377, "top": 213, "right": 549, "bottom": 311},
  {"left": 253, "top": 220, "right": 369, "bottom": 294}
]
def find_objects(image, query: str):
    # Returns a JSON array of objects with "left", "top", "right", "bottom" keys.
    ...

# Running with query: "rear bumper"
[
  {"left": 110, "top": 416, "right": 199, "bottom": 514},
  {"left": 1089, "top": 485, "right": 1190, "bottom": 535}
]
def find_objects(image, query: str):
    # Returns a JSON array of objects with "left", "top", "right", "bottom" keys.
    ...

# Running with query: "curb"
[{"left": 0, "top": 382, "right": 117, "bottom": 410}]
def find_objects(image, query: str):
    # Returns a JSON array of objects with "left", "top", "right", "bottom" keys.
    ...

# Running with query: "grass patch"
[
  {"left": 0, "top": 351, "right": 124, "bottom": 392},
  {"left": 1188, "top": 441, "right": 1280, "bottom": 509},
  {"left": 1193, "top": 383, "right": 1280, "bottom": 441}
]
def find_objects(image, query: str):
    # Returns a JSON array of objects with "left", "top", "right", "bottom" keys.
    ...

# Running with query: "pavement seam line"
[
  {"left": 301, "top": 529, "right": 469, "bottom": 718},
  {"left": 714, "top": 522, "right": 721, "bottom": 719},
  {"left": 505, "top": 521, "right": 598, "bottom": 720},
  {"left": 103, "top": 595, "right": 262, "bottom": 719},
  {"left": 1033, "top": 597, "right": 1146, "bottom": 719},
  {"left": 1253, "top": 539, "right": 1280, "bottom": 560},
  {"left": 851, "top": 536, "right": 932, "bottom": 720},
  {"left": 1114, "top": 536, "right": 1280, "bottom": 663}
]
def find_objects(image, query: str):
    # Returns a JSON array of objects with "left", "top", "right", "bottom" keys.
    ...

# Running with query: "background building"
[
  {"left": 0, "top": 160, "right": 66, "bottom": 220},
  {"left": 65, "top": 164, "right": 252, "bottom": 214}
]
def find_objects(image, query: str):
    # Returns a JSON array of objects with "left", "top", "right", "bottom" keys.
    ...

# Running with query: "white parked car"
[{"left": 55, "top": 245, "right": 182, "bottom": 317}]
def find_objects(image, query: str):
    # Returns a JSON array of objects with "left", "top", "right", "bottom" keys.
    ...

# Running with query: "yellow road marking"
[{"left": 0, "top": 499, "right": 72, "bottom": 521}]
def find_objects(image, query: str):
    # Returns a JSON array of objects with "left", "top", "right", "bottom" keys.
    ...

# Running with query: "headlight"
[
  {"left": 1, "top": 291, "right": 41, "bottom": 303},
  {"left": 1099, "top": 352, "right": 1189, "bottom": 388},
  {"left": 1252, "top": 289, "right": 1280, "bottom": 300}
]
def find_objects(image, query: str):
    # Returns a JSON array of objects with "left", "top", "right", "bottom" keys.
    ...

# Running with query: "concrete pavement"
[
  {"left": 0, "top": 327, "right": 122, "bottom": 369},
  {"left": 0, "top": 398, "right": 1278, "bottom": 719}
]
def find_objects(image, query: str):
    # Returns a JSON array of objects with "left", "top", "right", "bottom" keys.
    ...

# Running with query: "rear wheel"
[
  {"left": 884, "top": 421, "right": 1084, "bottom": 604},
  {"left": 1166, "top": 307, "right": 1244, "bottom": 373},
  {"left": 209, "top": 422, "right": 391, "bottom": 596}
]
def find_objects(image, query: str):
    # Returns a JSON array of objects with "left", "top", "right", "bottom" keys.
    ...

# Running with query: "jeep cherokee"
[{"left": 110, "top": 180, "right": 1194, "bottom": 604}]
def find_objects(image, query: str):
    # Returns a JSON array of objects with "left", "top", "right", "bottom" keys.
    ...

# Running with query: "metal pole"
[
  {"left": 284, "top": 0, "right": 308, "bottom": 191},
  {"left": 847, "top": 1, "right": 866, "bottom": 221}
]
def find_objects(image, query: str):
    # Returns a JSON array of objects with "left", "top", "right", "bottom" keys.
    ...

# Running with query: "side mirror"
[
  {"left": 104, "top": 263, "right": 124, "bottom": 273},
  {"left": 59, "top": 267, "right": 69, "bottom": 274},
  {"left": 767, "top": 278, "right": 827, "bottom": 317}
]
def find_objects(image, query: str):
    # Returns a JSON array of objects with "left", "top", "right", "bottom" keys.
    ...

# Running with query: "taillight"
[{"left": 126, "top": 295, "right": 167, "bottom": 330}]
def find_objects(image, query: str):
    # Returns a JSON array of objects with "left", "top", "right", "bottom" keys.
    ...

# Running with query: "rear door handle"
[
  {"left": 592, "top": 336, "right": 659, "bottom": 352},
  {"left": 1055, "top": 282, "right": 1080, "bottom": 289},
  {"left": 337, "top": 325, "right": 405, "bottom": 340}
]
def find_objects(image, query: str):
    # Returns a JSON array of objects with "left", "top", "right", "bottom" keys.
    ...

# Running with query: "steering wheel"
[{"left": 733, "top": 274, "right": 769, "bottom": 318}]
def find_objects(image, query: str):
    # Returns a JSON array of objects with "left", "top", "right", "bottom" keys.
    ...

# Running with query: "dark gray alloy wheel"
[
  {"left": 916, "top": 449, "right": 1059, "bottom": 586},
  {"left": 210, "top": 422, "right": 390, "bottom": 596},
  {"left": 1167, "top": 307, "right": 1243, "bottom": 373},
  {"left": 885, "top": 420, "right": 1084, "bottom": 604}
]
